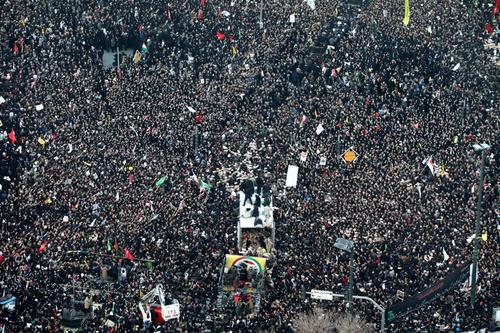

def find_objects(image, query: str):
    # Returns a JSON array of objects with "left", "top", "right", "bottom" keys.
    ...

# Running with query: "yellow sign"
[{"left": 342, "top": 148, "right": 359, "bottom": 164}]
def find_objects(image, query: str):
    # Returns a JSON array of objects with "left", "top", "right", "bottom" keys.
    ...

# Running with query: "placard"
[{"left": 286, "top": 165, "right": 299, "bottom": 187}]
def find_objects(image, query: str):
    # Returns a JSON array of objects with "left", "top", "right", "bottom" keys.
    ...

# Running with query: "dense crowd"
[{"left": 0, "top": 0, "right": 499, "bottom": 332}]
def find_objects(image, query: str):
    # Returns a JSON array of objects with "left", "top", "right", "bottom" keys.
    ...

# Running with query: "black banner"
[{"left": 385, "top": 261, "right": 471, "bottom": 323}]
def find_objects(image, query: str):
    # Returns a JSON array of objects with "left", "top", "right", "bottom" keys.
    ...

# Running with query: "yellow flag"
[
  {"left": 44, "top": 198, "right": 53, "bottom": 205},
  {"left": 231, "top": 46, "right": 238, "bottom": 57},
  {"left": 453, "top": 136, "right": 459, "bottom": 144},
  {"left": 38, "top": 137, "right": 46, "bottom": 145},
  {"left": 403, "top": 0, "right": 410, "bottom": 26},
  {"left": 441, "top": 161, "right": 445, "bottom": 176},
  {"left": 481, "top": 233, "right": 487, "bottom": 241},
  {"left": 133, "top": 50, "right": 142, "bottom": 63}
]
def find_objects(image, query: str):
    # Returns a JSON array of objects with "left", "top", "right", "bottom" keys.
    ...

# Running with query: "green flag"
[
  {"left": 107, "top": 239, "right": 112, "bottom": 252},
  {"left": 155, "top": 176, "right": 166, "bottom": 187},
  {"left": 199, "top": 179, "right": 213, "bottom": 191},
  {"left": 141, "top": 43, "right": 149, "bottom": 54},
  {"left": 145, "top": 261, "right": 153, "bottom": 271}
]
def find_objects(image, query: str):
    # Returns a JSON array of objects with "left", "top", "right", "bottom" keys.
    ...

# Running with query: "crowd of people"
[{"left": 1, "top": 0, "right": 498, "bottom": 332}]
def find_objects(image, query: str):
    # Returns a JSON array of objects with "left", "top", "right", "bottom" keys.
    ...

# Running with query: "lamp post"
[
  {"left": 470, "top": 143, "right": 490, "bottom": 305},
  {"left": 259, "top": 0, "right": 263, "bottom": 28},
  {"left": 334, "top": 237, "right": 355, "bottom": 313}
]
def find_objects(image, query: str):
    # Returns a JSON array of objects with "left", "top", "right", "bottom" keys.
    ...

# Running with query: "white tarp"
[{"left": 286, "top": 165, "right": 299, "bottom": 187}]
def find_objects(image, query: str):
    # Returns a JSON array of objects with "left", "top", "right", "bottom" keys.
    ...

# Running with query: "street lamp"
[
  {"left": 470, "top": 143, "right": 490, "bottom": 305},
  {"left": 334, "top": 237, "right": 355, "bottom": 313}
]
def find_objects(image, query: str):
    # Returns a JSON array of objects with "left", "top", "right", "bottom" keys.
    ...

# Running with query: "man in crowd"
[{"left": 0, "top": 0, "right": 498, "bottom": 332}]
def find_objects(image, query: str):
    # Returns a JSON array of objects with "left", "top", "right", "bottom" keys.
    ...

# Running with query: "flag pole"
[{"left": 66, "top": 250, "right": 155, "bottom": 262}]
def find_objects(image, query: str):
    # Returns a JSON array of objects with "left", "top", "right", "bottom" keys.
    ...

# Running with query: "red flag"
[
  {"left": 496, "top": 0, "right": 500, "bottom": 11},
  {"left": 128, "top": 174, "right": 134, "bottom": 184},
  {"left": 38, "top": 241, "right": 48, "bottom": 253},
  {"left": 195, "top": 114, "right": 203, "bottom": 124},
  {"left": 216, "top": 32, "right": 225, "bottom": 40},
  {"left": 8, "top": 130, "right": 16, "bottom": 145},
  {"left": 124, "top": 248, "right": 134, "bottom": 261},
  {"left": 229, "top": 35, "right": 235, "bottom": 43},
  {"left": 0, "top": 252, "right": 5, "bottom": 263},
  {"left": 113, "top": 239, "right": 119, "bottom": 251},
  {"left": 197, "top": 9, "right": 203, "bottom": 21},
  {"left": 12, "top": 43, "right": 19, "bottom": 55},
  {"left": 486, "top": 23, "right": 493, "bottom": 33},
  {"left": 201, "top": 0, "right": 206, "bottom": 7}
]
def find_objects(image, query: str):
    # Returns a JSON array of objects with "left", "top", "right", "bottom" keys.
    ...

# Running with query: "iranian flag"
[
  {"left": 190, "top": 173, "right": 212, "bottom": 192},
  {"left": 299, "top": 115, "right": 308, "bottom": 128},
  {"left": 38, "top": 241, "right": 48, "bottom": 253},
  {"left": 190, "top": 173, "right": 199, "bottom": 184},
  {"left": 199, "top": 179, "right": 213, "bottom": 191},
  {"left": 422, "top": 156, "right": 435, "bottom": 176},
  {"left": 124, "top": 248, "right": 135, "bottom": 261}
]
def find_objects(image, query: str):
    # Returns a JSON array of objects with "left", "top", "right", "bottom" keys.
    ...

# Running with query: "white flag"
[
  {"left": 466, "top": 234, "right": 476, "bottom": 244},
  {"left": 300, "top": 151, "right": 308, "bottom": 162},
  {"left": 316, "top": 124, "right": 325, "bottom": 135},
  {"left": 305, "top": 0, "right": 315, "bottom": 10},
  {"left": 0, "top": 96, "right": 5, "bottom": 104},
  {"left": 289, "top": 14, "right": 296, "bottom": 23},
  {"left": 186, "top": 105, "right": 196, "bottom": 113},
  {"left": 442, "top": 248, "right": 449, "bottom": 261},
  {"left": 35, "top": 104, "right": 44, "bottom": 111},
  {"left": 452, "top": 63, "right": 461, "bottom": 71}
]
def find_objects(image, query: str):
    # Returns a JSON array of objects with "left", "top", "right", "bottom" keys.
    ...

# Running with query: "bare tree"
[
  {"left": 292, "top": 308, "right": 336, "bottom": 333},
  {"left": 333, "top": 312, "right": 374, "bottom": 333},
  {"left": 292, "top": 308, "right": 374, "bottom": 333}
]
